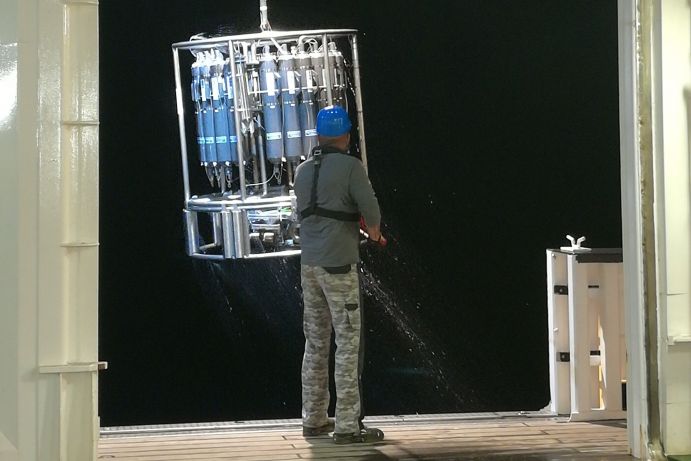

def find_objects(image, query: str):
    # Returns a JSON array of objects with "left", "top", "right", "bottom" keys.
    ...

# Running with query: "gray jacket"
[{"left": 294, "top": 151, "right": 381, "bottom": 267}]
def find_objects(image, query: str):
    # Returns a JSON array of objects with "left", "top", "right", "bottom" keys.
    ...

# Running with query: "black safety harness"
[{"left": 299, "top": 145, "right": 360, "bottom": 222}]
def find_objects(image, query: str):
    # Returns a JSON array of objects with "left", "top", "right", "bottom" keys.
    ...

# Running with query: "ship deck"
[{"left": 99, "top": 414, "right": 631, "bottom": 460}]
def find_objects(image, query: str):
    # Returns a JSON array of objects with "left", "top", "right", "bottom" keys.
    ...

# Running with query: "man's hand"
[
  {"left": 367, "top": 225, "right": 388, "bottom": 247},
  {"left": 360, "top": 218, "right": 386, "bottom": 246},
  {"left": 367, "top": 225, "right": 382, "bottom": 242}
]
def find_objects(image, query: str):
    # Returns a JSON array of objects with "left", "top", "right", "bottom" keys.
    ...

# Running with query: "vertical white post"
[
  {"left": 546, "top": 251, "right": 571, "bottom": 414},
  {"left": 567, "top": 255, "right": 591, "bottom": 421},
  {"left": 617, "top": 0, "right": 649, "bottom": 456}
]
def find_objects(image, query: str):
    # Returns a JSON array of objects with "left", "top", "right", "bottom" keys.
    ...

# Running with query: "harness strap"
[{"left": 299, "top": 145, "right": 360, "bottom": 222}]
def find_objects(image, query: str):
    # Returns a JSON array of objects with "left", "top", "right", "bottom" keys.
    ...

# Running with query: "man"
[{"left": 293, "top": 105, "right": 385, "bottom": 444}]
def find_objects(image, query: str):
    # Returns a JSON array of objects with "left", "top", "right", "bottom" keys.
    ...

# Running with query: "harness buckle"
[{"left": 313, "top": 148, "right": 323, "bottom": 164}]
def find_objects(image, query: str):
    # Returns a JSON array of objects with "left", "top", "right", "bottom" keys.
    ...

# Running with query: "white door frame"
[{"left": 618, "top": 0, "right": 691, "bottom": 458}]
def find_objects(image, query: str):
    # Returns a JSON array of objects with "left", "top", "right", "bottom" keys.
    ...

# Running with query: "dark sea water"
[{"left": 99, "top": 0, "right": 621, "bottom": 426}]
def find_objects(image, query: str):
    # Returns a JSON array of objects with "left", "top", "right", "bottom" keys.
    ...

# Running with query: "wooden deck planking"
[{"left": 99, "top": 418, "right": 631, "bottom": 460}]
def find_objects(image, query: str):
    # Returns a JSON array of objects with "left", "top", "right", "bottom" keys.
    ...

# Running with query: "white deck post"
[
  {"left": 567, "top": 255, "right": 591, "bottom": 421},
  {"left": 546, "top": 251, "right": 571, "bottom": 415}
]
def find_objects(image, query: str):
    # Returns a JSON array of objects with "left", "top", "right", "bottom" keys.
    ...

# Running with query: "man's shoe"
[
  {"left": 302, "top": 418, "right": 335, "bottom": 437},
  {"left": 333, "top": 427, "right": 385, "bottom": 444}
]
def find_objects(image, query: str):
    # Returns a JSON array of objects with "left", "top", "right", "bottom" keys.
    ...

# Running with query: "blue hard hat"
[{"left": 316, "top": 105, "right": 352, "bottom": 137}]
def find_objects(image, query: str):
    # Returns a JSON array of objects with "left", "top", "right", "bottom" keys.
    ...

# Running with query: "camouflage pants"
[{"left": 301, "top": 264, "right": 363, "bottom": 434}]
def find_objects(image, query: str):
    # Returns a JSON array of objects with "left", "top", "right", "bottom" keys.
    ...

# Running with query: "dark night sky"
[{"left": 99, "top": 1, "right": 621, "bottom": 426}]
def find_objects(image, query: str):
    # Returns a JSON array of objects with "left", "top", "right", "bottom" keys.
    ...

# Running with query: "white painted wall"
[
  {"left": 657, "top": 0, "right": 691, "bottom": 454},
  {"left": 619, "top": 0, "right": 691, "bottom": 457},
  {"left": 0, "top": 5, "right": 20, "bottom": 460},
  {"left": 0, "top": 0, "right": 100, "bottom": 460}
]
